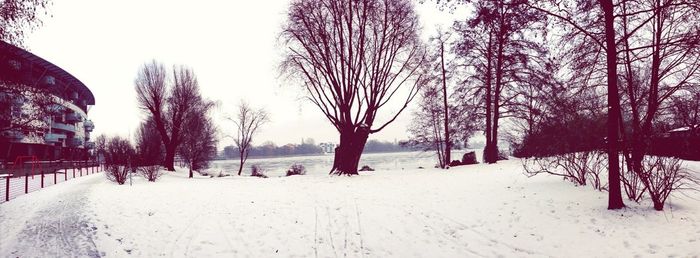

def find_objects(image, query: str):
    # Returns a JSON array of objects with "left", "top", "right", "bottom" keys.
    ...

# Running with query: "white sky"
[{"left": 24, "top": 0, "right": 465, "bottom": 148}]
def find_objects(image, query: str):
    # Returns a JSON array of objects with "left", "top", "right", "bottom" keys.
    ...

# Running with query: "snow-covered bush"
[
  {"left": 286, "top": 164, "right": 306, "bottom": 176},
  {"left": 251, "top": 165, "right": 268, "bottom": 178},
  {"left": 138, "top": 165, "right": 162, "bottom": 182}
]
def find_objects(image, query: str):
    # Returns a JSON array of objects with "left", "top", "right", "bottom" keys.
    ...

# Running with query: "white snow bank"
[{"left": 1, "top": 160, "right": 699, "bottom": 257}]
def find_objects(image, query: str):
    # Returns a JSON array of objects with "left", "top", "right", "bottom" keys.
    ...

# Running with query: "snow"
[
  {"left": 669, "top": 127, "right": 691, "bottom": 133},
  {"left": 1, "top": 159, "right": 699, "bottom": 257}
]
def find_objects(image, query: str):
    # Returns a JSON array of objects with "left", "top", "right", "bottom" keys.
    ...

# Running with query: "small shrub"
[
  {"left": 251, "top": 165, "right": 268, "bottom": 178},
  {"left": 449, "top": 160, "right": 462, "bottom": 167},
  {"left": 104, "top": 136, "right": 135, "bottom": 185},
  {"left": 359, "top": 165, "right": 375, "bottom": 172},
  {"left": 461, "top": 151, "right": 478, "bottom": 165},
  {"left": 138, "top": 165, "right": 163, "bottom": 182},
  {"left": 105, "top": 165, "right": 130, "bottom": 185},
  {"left": 286, "top": 164, "right": 306, "bottom": 176},
  {"left": 639, "top": 156, "right": 697, "bottom": 211},
  {"left": 523, "top": 151, "right": 606, "bottom": 191},
  {"left": 621, "top": 156, "right": 645, "bottom": 202}
]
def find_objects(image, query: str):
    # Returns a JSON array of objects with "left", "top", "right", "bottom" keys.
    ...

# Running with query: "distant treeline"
[{"left": 219, "top": 139, "right": 416, "bottom": 159}]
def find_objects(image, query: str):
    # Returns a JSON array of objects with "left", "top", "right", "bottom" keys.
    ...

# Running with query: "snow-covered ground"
[{"left": 1, "top": 159, "right": 699, "bottom": 257}]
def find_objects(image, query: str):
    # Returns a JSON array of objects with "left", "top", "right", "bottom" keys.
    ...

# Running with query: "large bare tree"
[
  {"left": 282, "top": 0, "right": 426, "bottom": 175},
  {"left": 134, "top": 61, "right": 204, "bottom": 171},
  {"left": 227, "top": 102, "right": 268, "bottom": 176}
]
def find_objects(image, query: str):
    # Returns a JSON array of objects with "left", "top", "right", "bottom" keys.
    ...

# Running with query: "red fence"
[{"left": 1, "top": 160, "right": 103, "bottom": 204}]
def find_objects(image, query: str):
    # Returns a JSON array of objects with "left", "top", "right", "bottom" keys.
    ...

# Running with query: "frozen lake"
[{"left": 210, "top": 150, "right": 479, "bottom": 177}]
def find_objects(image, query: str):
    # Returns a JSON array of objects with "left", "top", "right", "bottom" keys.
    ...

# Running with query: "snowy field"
[{"left": 1, "top": 159, "right": 699, "bottom": 257}]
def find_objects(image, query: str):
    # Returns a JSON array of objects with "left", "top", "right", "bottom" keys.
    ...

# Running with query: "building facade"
[{"left": 0, "top": 40, "right": 95, "bottom": 161}]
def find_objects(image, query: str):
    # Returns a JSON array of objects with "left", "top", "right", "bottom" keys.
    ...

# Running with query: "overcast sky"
[{"left": 24, "top": 1, "right": 465, "bottom": 148}]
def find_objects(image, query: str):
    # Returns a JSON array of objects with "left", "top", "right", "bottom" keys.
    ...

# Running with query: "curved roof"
[{"left": 0, "top": 40, "right": 95, "bottom": 105}]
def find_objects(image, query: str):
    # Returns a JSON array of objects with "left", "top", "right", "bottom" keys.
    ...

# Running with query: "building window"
[
  {"left": 8, "top": 60, "right": 21, "bottom": 70},
  {"left": 45, "top": 76, "right": 56, "bottom": 85}
]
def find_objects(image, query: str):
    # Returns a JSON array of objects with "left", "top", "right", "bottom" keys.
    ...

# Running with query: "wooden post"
[
  {"left": 73, "top": 161, "right": 76, "bottom": 178},
  {"left": 24, "top": 174, "right": 28, "bottom": 194},
  {"left": 5, "top": 176, "right": 9, "bottom": 201},
  {"left": 41, "top": 169, "right": 44, "bottom": 188}
]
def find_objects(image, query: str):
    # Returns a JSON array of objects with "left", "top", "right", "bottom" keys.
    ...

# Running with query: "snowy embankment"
[{"left": 1, "top": 159, "right": 699, "bottom": 257}]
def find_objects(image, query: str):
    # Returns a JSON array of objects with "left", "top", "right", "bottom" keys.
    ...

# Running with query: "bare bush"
[
  {"left": 286, "top": 164, "right": 306, "bottom": 177},
  {"left": 639, "top": 156, "right": 698, "bottom": 211},
  {"left": 620, "top": 155, "right": 646, "bottom": 202},
  {"left": 250, "top": 164, "right": 267, "bottom": 178},
  {"left": 104, "top": 136, "right": 135, "bottom": 185},
  {"left": 139, "top": 165, "right": 162, "bottom": 182},
  {"left": 524, "top": 151, "right": 607, "bottom": 191},
  {"left": 105, "top": 165, "right": 130, "bottom": 185}
]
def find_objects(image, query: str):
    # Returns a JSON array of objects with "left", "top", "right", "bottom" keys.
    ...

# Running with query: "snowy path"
[
  {"left": 2, "top": 160, "right": 699, "bottom": 257},
  {"left": 0, "top": 174, "right": 104, "bottom": 257}
]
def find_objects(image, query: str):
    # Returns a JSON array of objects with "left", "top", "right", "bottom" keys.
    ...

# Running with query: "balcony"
[
  {"left": 2, "top": 131, "right": 24, "bottom": 140},
  {"left": 65, "top": 113, "right": 82, "bottom": 123},
  {"left": 45, "top": 133, "right": 66, "bottom": 143},
  {"left": 52, "top": 122, "right": 76, "bottom": 132},
  {"left": 66, "top": 138, "right": 83, "bottom": 147},
  {"left": 84, "top": 120, "right": 94, "bottom": 132}
]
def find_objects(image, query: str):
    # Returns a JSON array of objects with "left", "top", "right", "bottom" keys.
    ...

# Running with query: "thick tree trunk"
[
  {"left": 483, "top": 33, "right": 494, "bottom": 164},
  {"left": 487, "top": 22, "right": 506, "bottom": 164},
  {"left": 164, "top": 145, "right": 176, "bottom": 171},
  {"left": 602, "top": 0, "right": 625, "bottom": 210},
  {"left": 330, "top": 126, "right": 370, "bottom": 175}
]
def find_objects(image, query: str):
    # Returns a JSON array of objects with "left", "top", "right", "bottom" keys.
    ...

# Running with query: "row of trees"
[
  {"left": 402, "top": 0, "right": 699, "bottom": 210},
  {"left": 134, "top": 61, "right": 272, "bottom": 177},
  {"left": 133, "top": 61, "right": 218, "bottom": 177}
]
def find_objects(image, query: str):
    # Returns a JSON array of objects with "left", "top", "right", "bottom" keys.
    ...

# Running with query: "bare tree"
[
  {"left": 179, "top": 101, "right": 217, "bottom": 178},
  {"left": 434, "top": 29, "right": 452, "bottom": 167},
  {"left": 530, "top": 0, "right": 700, "bottom": 210},
  {"left": 282, "top": 0, "right": 426, "bottom": 175},
  {"left": 528, "top": 0, "right": 626, "bottom": 209},
  {"left": 0, "top": 83, "right": 63, "bottom": 133},
  {"left": 134, "top": 61, "right": 204, "bottom": 171},
  {"left": 227, "top": 102, "right": 268, "bottom": 176},
  {"left": 0, "top": 0, "right": 51, "bottom": 47},
  {"left": 1, "top": 63, "right": 63, "bottom": 159},
  {"left": 134, "top": 116, "right": 163, "bottom": 167},
  {"left": 407, "top": 83, "right": 447, "bottom": 168},
  {"left": 668, "top": 88, "right": 700, "bottom": 128},
  {"left": 452, "top": 0, "right": 547, "bottom": 164}
]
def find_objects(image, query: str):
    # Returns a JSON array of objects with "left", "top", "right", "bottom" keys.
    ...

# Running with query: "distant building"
[
  {"left": 319, "top": 142, "right": 336, "bottom": 153},
  {"left": 0, "top": 40, "right": 95, "bottom": 161}
]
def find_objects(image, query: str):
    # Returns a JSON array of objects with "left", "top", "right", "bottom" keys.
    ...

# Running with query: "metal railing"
[{"left": 1, "top": 158, "right": 103, "bottom": 204}]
